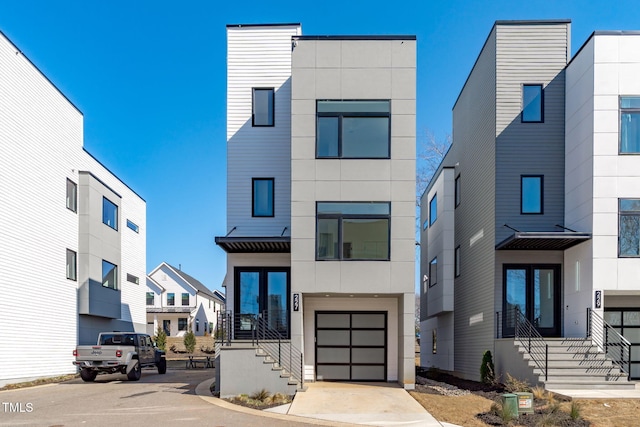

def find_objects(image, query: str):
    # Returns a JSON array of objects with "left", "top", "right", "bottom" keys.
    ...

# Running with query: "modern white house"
[
  {"left": 214, "top": 23, "right": 416, "bottom": 397},
  {"left": 0, "top": 30, "right": 146, "bottom": 387},
  {"left": 420, "top": 20, "right": 640, "bottom": 389},
  {"left": 146, "top": 262, "right": 225, "bottom": 337}
]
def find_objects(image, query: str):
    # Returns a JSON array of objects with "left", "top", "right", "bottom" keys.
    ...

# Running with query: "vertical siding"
[
  {"left": 449, "top": 28, "right": 497, "bottom": 381},
  {"left": 226, "top": 26, "right": 300, "bottom": 237},
  {"left": 495, "top": 23, "right": 570, "bottom": 244}
]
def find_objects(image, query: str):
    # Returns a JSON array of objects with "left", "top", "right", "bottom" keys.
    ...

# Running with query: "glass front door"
[{"left": 503, "top": 265, "right": 560, "bottom": 337}]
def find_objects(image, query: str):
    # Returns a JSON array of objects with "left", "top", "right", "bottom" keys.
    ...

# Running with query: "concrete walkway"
[{"left": 547, "top": 383, "right": 640, "bottom": 399}]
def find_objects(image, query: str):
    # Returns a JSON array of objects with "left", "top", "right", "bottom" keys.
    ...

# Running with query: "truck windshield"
[{"left": 99, "top": 334, "right": 137, "bottom": 346}]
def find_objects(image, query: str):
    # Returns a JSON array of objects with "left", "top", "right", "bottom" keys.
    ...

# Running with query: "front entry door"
[{"left": 503, "top": 265, "right": 560, "bottom": 337}]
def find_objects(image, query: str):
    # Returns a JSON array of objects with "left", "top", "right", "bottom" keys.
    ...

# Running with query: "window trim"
[
  {"left": 252, "top": 87, "right": 275, "bottom": 127},
  {"left": 429, "top": 257, "right": 438, "bottom": 287},
  {"left": 618, "top": 198, "right": 640, "bottom": 258},
  {"left": 455, "top": 174, "right": 461, "bottom": 208},
  {"left": 521, "top": 84, "right": 544, "bottom": 123},
  {"left": 521, "top": 175, "right": 544, "bottom": 215},
  {"left": 429, "top": 193, "right": 437, "bottom": 226},
  {"left": 102, "top": 197, "right": 118, "bottom": 230},
  {"left": 619, "top": 95, "right": 640, "bottom": 154},
  {"left": 454, "top": 245, "right": 461, "bottom": 278},
  {"left": 66, "top": 249, "right": 77, "bottom": 281},
  {"left": 252, "top": 178, "right": 275, "bottom": 217},
  {"left": 316, "top": 99, "right": 391, "bottom": 159},
  {"left": 315, "top": 201, "right": 391, "bottom": 261},
  {"left": 66, "top": 178, "right": 77, "bottom": 213}
]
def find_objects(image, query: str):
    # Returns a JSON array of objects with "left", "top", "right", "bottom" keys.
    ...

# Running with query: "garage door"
[{"left": 315, "top": 311, "right": 387, "bottom": 381}]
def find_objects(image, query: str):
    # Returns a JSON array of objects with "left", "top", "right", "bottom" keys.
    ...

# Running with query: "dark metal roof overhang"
[
  {"left": 215, "top": 236, "right": 291, "bottom": 253},
  {"left": 146, "top": 307, "right": 192, "bottom": 314},
  {"left": 496, "top": 232, "right": 592, "bottom": 251}
]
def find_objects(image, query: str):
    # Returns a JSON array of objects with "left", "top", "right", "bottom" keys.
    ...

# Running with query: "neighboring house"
[
  {"left": 146, "top": 262, "right": 224, "bottom": 337},
  {"left": 0, "top": 30, "right": 146, "bottom": 387},
  {"left": 214, "top": 23, "right": 416, "bottom": 397},
  {"left": 420, "top": 20, "right": 640, "bottom": 387}
]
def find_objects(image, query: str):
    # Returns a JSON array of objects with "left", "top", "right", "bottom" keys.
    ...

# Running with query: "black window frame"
[
  {"left": 126, "top": 273, "right": 139, "bottom": 284},
  {"left": 178, "top": 318, "right": 188, "bottom": 331},
  {"left": 252, "top": 178, "right": 275, "bottom": 217},
  {"left": 66, "top": 178, "right": 77, "bottom": 213},
  {"left": 316, "top": 100, "right": 391, "bottom": 159},
  {"left": 521, "top": 175, "right": 544, "bottom": 215},
  {"left": 429, "top": 257, "right": 438, "bottom": 287},
  {"left": 619, "top": 198, "right": 640, "bottom": 257},
  {"left": 521, "top": 84, "right": 544, "bottom": 123},
  {"left": 455, "top": 174, "right": 461, "bottom": 208},
  {"left": 167, "top": 293, "right": 175, "bottom": 306},
  {"left": 454, "top": 245, "right": 461, "bottom": 278},
  {"left": 146, "top": 292, "right": 154, "bottom": 306},
  {"left": 66, "top": 249, "right": 77, "bottom": 281},
  {"left": 182, "top": 292, "right": 190, "bottom": 306},
  {"left": 429, "top": 193, "right": 437, "bottom": 226},
  {"left": 102, "top": 259, "right": 118, "bottom": 290},
  {"left": 252, "top": 87, "right": 275, "bottom": 127},
  {"left": 126, "top": 219, "right": 139, "bottom": 233},
  {"left": 102, "top": 197, "right": 118, "bottom": 230},
  {"left": 619, "top": 96, "right": 640, "bottom": 154},
  {"left": 315, "top": 202, "right": 391, "bottom": 261}
]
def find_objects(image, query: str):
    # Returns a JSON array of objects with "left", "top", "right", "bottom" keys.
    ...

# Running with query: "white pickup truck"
[{"left": 73, "top": 332, "right": 166, "bottom": 382}]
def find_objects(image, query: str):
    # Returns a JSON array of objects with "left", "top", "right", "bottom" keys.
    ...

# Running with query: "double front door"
[
  {"left": 234, "top": 267, "right": 290, "bottom": 338},
  {"left": 503, "top": 265, "right": 560, "bottom": 337}
]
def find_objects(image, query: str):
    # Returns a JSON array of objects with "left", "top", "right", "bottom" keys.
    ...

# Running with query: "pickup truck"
[{"left": 73, "top": 332, "right": 166, "bottom": 382}]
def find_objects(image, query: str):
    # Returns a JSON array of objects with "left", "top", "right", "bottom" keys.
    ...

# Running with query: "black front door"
[
  {"left": 234, "top": 267, "right": 290, "bottom": 338},
  {"left": 503, "top": 265, "right": 561, "bottom": 337}
]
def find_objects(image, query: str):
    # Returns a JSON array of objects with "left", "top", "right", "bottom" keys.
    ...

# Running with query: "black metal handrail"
[
  {"left": 587, "top": 307, "right": 631, "bottom": 380},
  {"left": 513, "top": 307, "right": 548, "bottom": 381}
]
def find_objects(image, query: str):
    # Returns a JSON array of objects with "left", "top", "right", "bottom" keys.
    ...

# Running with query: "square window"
[
  {"left": 66, "top": 249, "right": 77, "bottom": 281},
  {"left": 429, "top": 194, "right": 437, "bottom": 226},
  {"left": 429, "top": 257, "right": 437, "bottom": 287},
  {"left": 146, "top": 292, "right": 154, "bottom": 305},
  {"left": 521, "top": 176, "right": 543, "bottom": 214},
  {"left": 102, "top": 197, "right": 118, "bottom": 230},
  {"left": 522, "top": 84, "right": 543, "bottom": 122},
  {"left": 182, "top": 293, "right": 189, "bottom": 306},
  {"left": 102, "top": 260, "right": 117, "bottom": 290},
  {"left": 455, "top": 246, "right": 461, "bottom": 277},
  {"left": 316, "top": 202, "right": 390, "bottom": 261},
  {"left": 66, "top": 179, "right": 77, "bottom": 212},
  {"left": 316, "top": 100, "right": 390, "bottom": 159},
  {"left": 455, "top": 175, "right": 461, "bottom": 208},
  {"left": 252, "top": 88, "right": 274, "bottom": 126},
  {"left": 619, "top": 198, "right": 640, "bottom": 257},
  {"left": 178, "top": 318, "right": 188, "bottom": 331},
  {"left": 167, "top": 293, "right": 175, "bottom": 306},
  {"left": 252, "top": 178, "right": 274, "bottom": 217},
  {"left": 620, "top": 96, "right": 640, "bottom": 153}
]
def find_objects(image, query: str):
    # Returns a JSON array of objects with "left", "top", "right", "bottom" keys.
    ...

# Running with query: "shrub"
[
  {"left": 504, "top": 373, "right": 531, "bottom": 393},
  {"left": 570, "top": 400, "right": 582, "bottom": 420},
  {"left": 490, "top": 401, "right": 514, "bottom": 424},
  {"left": 154, "top": 325, "right": 167, "bottom": 351},
  {"left": 250, "top": 389, "right": 270, "bottom": 402},
  {"left": 183, "top": 328, "right": 196, "bottom": 353},
  {"left": 532, "top": 385, "right": 546, "bottom": 400},
  {"left": 480, "top": 350, "right": 495, "bottom": 384}
]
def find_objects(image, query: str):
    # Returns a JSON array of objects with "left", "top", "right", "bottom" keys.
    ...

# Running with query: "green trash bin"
[{"left": 501, "top": 393, "right": 519, "bottom": 419}]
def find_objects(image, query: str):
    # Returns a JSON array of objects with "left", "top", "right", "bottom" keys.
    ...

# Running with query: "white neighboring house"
[
  {"left": 0, "top": 30, "right": 146, "bottom": 387},
  {"left": 146, "top": 263, "right": 225, "bottom": 337}
]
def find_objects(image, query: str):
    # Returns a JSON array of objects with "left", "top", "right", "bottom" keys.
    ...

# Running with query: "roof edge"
[
  {"left": 294, "top": 35, "right": 415, "bottom": 41},
  {"left": 227, "top": 23, "right": 301, "bottom": 28}
]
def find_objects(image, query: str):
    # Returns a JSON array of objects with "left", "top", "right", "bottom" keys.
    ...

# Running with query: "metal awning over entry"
[
  {"left": 214, "top": 236, "right": 290, "bottom": 253},
  {"left": 496, "top": 231, "right": 591, "bottom": 251}
]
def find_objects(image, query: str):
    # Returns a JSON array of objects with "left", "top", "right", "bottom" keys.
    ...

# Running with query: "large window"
[
  {"left": 252, "top": 178, "right": 274, "bottom": 217},
  {"left": 102, "top": 260, "right": 117, "bottom": 290},
  {"left": 620, "top": 96, "right": 640, "bottom": 153},
  {"left": 102, "top": 197, "right": 118, "bottom": 230},
  {"left": 146, "top": 292, "right": 154, "bottom": 305},
  {"left": 167, "top": 293, "right": 175, "bottom": 306},
  {"left": 316, "top": 202, "right": 390, "bottom": 261},
  {"left": 182, "top": 293, "right": 189, "bottom": 306},
  {"left": 521, "top": 175, "right": 543, "bottom": 214},
  {"left": 522, "top": 84, "right": 543, "bottom": 122},
  {"left": 316, "top": 100, "right": 390, "bottom": 158},
  {"left": 178, "top": 318, "right": 188, "bottom": 331},
  {"left": 429, "top": 257, "right": 438, "bottom": 287},
  {"left": 429, "top": 194, "right": 437, "bottom": 226},
  {"left": 66, "top": 179, "right": 77, "bottom": 212},
  {"left": 619, "top": 199, "right": 640, "bottom": 257},
  {"left": 252, "top": 88, "right": 274, "bottom": 126},
  {"left": 66, "top": 249, "right": 77, "bottom": 281}
]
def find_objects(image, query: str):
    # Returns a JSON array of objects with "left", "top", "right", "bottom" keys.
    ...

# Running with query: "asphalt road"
[{"left": 0, "top": 367, "right": 314, "bottom": 427}]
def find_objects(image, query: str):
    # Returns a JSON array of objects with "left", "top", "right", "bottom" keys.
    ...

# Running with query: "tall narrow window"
[
  {"left": 619, "top": 199, "right": 640, "bottom": 257},
  {"left": 102, "top": 260, "right": 117, "bottom": 290},
  {"left": 455, "top": 175, "right": 461, "bottom": 208},
  {"left": 522, "top": 84, "right": 543, "bottom": 122},
  {"left": 429, "top": 257, "right": 438, "bottom": 287},
  {"left": 252, "top": 178, "right": 274, "bottom": 217},
  {"left": 429, "top": 194, "right": 437, "bottom": 226},
  {"left": 66, "top": 179, "right": 77, "bottom": 212},
  {"left": 102, "top": 197, "right": 118, "bottom": 230},
  {"left": 146, "top": 292, "right": 154, "bottom": 305},
  {"left": 521, "top": 175, "right": 543, "bottom": 214},
  {"left": 620, "top": 96, "right": 640, "bottom": 153},
  {"left": 252, "top": 88, "right": 274, "bottom": 126},
  {"left": 167, "top": 293, "right": 175, "bottom": 306},
  {"left": 182, "top": 293, "right": 189, "bottom": 306},
  {"left": 66, "top": 249, "right": 77, "bottom": 281},
  {"left": 454, "top": 246, "right": 461, "bottom": 277}
]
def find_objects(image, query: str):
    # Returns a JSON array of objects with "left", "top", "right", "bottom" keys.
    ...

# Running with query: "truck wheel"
[
  {"left": 157, "top": 358, "right": 167, "bottom": 374},
  {"left": 127, "top": 361, "right": 142, "bottom": 381},
  {"left": 80, "top": 368, "right": 97, "bottom": 382}
]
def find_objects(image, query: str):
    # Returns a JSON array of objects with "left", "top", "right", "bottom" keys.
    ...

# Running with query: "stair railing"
[
  {"left": 586, "top": 307, "right": 632, "bottom": 381},
  {"left": 513, "top": 307, "right": 548, "bottom": 381}
]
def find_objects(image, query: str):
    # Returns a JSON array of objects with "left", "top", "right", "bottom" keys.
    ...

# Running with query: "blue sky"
[{"left": 2, "top": 0, "right": 640, "bottom": 292}]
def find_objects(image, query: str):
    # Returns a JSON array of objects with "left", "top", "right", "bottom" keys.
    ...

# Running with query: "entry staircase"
[{"left": 504, "top": 308, "right": 635, "bottom": 390}]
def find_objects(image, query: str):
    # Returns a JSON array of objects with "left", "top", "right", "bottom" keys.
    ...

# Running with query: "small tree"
[
  {"left": 183, "top": 327, "right": 196, "bottom": 354},
  {"left": 480, "top": 350, "right": 495, "bottom": 384},
  {"left": 155, "top": 325, "right": 167, "bottom": 351}
]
